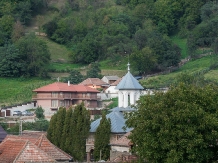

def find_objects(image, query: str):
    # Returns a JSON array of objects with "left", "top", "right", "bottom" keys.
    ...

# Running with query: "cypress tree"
[
  {"left": 93, "top": 114, "right": 111, "bottom": 161},
  {"left": 54, "top": 107, "right": 66, "bottom": 147},
  {"left": 47, "top": 113, "right": 57, "bottom": 144},
  {"left": 61, "top": 107, "right": 73, "bottom": 152},
  {"left": 71, "top": 102, "right": 90, "bottom": 161}
]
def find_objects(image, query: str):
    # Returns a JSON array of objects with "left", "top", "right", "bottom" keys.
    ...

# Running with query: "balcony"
[{"left": 32, "top": 94, "right": 99, "bottom": 100}]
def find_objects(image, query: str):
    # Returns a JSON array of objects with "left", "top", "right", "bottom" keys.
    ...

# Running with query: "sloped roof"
[
  {"left": 110, "top": 132, "right": 131, "bottom": 146},
  {"left": 5, "top": 134, "right": 72, "bottom": 161},
  {"left": 0, "top": 125, "right": 7, "bottom": 142},
  {"left": 102, "top": 76, "right": 119, "bottom": 81},
  {"left": 110, "top": 78, "right": 122, "bottom": 86},
  {"left": 0, "top": 139, "right": 56, "bottom": 163},
  {"left": 90, "top": 110, "right": 132, "bottom": 134},
  {"left": 79, "top": 78, "right": 109, "bottom": 86},
  {"left": 33, "top": 82, "right": 99, "bottom": 93},
  {"left": 116, "top": 71, "right": 144, "bottom": 90},
  {"left": 35, "top": 134, "right": 72, "bottom": 161},
  {"left": 109, "top": 106, "right": 136, "bottom": 112}
]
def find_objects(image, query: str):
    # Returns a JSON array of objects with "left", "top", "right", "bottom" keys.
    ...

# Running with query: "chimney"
[{"left": 68, "top": 81, "right": 70, "bottom": 86}]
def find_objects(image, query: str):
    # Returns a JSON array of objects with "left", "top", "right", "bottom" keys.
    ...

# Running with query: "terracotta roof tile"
[
  {"left": 110, "top": 78, "right": 122, "bottom": 86},
  {"left": 16, "top": 141, "right": 56, "bottom": 163},
  {"left": 3, "top": 134, "right": 72, "bottom": 161},
  {"left": 0, "top": 139, "right": 26, "bottom": 163},
  {"left": 79, "top": 78, "right": 109, "bottom": 86},
  {"left": 33, "top": 82, "right": 99, "bottom": 93},
  {"left": 35, "top": 134, "right": 72, "bottom": 161}
]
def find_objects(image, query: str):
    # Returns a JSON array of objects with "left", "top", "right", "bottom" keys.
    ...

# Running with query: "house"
[
  {"left": 86, "top": 63, "right": 144, "bottom": 161},
  {"left": 1, "top": 133, "right": 72, "bottom": 162},
  {"left": 0, "top": 138, "right": 56, "bottom": 163},
  {"left": 0, "top": 125, "right": 7, "bottom": 143},
  {"left": 32, "top": 82, "right": 100, "bottom": 118},
  {"left": 110, "top": 132, "right": 137, "bottom": 162},
  {"left": 79, "top": 78, "right": 110, "bottom": 91},
  {"left": 104, "top": 78, "right": 122, "bottom": 98},
  {"left": 101, "top": 76, "right": 120, "bottom": 84}
]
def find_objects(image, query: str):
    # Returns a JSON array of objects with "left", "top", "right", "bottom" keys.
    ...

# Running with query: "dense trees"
[
  {"left": 126, "top": 83, "right": 218, "bottom": 162},
  {"left": 47, "top": 103, "right": 90, "bottom": 161},
  {"left": 93, "top": 114, "right": 111, "bottom": 161}
]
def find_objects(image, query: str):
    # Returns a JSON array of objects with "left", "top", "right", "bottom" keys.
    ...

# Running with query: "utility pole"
[{"left": 19, "top": 117, "right": 23, "bottom": 135}]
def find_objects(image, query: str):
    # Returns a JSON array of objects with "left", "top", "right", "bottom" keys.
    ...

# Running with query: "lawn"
[
  {"left": 171, "top": 35, "right": 187, "bottom": 58},
  {"left": 140, "top": 55, "right": 216, "bottom": 89},
  {"left": 0, "top": 78, "right": 53, "bottom": 107}
]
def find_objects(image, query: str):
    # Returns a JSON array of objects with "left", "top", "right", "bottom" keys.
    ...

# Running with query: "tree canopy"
[
  {"left": 47, "top": 103, "right": 90, "bottom": 161},
  {"left": 93, "top": 114, "right": 111, "bottom": 161},
  {"left": 126, "top": 83, "right": 218, "bottom": 162}
]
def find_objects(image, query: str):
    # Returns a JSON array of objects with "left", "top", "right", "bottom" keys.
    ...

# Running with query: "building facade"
[{"left": 32, "top": 82, "right": 100, "bottom": 117}]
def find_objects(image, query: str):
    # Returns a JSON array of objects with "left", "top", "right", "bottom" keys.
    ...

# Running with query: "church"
[{"left": 85, "top": 63, "right": 144, "bottom": 161}]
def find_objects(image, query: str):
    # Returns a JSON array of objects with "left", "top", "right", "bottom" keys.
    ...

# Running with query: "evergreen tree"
[
  {"left": 61, "top": 108, "right": 73, "bottom": 152},
  {"left": 86, "top": 62, "right": 102, "bottom": 78},
  {"left": 35, "top": 106, "right": 45, "bottom": 119},
  {"left": 47, "top": 113, "right": 57, "bottom": 144},
  {"left": 93, "top": 114, "right": 111, "bottom": 161},
  {"left": 71, "top": 103, "right": 90, "bottom": 161},
  {"left": 54, "top": 107, "right": 66, "bottom": 147}
]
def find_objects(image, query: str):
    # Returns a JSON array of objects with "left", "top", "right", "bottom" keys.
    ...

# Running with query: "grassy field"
[
  {"left": 171, "top": 36, "right": 187, "bottom": 58},
  {"left": 140, "top": 55, "right": 217, "bottom": 88},
  {"left": 0, "top": 78, "right": 53, "bottom": 107}
]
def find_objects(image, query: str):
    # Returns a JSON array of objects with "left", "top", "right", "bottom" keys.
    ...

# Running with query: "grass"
[
  {"left": 140, "top": 55, "right": 216, "bottom": 88},
  {"left": 48, "top": 62, "right": 87, "bottom": 72},
  {"left": 38, "top": 36, "right": 71, "bottom": 62},
  {"left": 171, "top": 35, "right": 187, "bottom": 58},
  {"left": 0, "top": 78, "right": 53, "bottom": 107}
]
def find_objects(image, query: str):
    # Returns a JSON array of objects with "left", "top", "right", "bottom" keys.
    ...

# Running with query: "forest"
[{"left": 0, "top": 0, "right": 218, "bottom": 77}]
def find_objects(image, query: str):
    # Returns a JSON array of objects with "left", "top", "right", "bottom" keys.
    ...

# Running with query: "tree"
[
  {"left": 16, "top": 33, "right": 51, "bottom": 77},
  {"left": 93, "top": 114, "right": 111, "bottom": 161},
  {"left": 11, "top": 21, "right": 25, "bottom": 43},
  {"left": 35, "top": 106, "right": 45, "bottom": 119},
  {"left": 61, "top": 108, "right": 73, "bottom": 153},
  {"left": 65, "top": 69, "right": 84, "bottom": 84},
  {"left": 53, "top": 107, "right": 66, "bottom": 147},
  {"left": 130, "top": 47, "right": 157, "bottom": 75},
  {"left": 71, "top": 103, "right": 90, "bottom": 161},
  {"left": 126, "top": 83, "right": 218, "bottom": 162},
  {"left": 86, "top": 62, "right": 102, "bottom": 78},
  {"left": 47, "top": 104, "right": 90, "bottom": 161},
  {"left": 0, "top": 43, "right": 26, "bottom": 77}
]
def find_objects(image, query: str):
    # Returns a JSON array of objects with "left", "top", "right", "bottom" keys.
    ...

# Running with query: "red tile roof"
[
  {"left": 79, "top": 78, "right": 109, "bottom": 86},
  {"left": 110, "top": 78, "right": 122, "bottom": 86},
  {"left": 4, "top": 134, "right": 72, "bottom": 161},
  {"left": 0, "top": 139, "right": 56, "bottom": 163},
  {"left": 33, "top": 82, "right": 99, "bottom": 93}
]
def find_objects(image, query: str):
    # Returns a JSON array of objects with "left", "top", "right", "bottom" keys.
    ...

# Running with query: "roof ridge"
[
  {"left": 42, "top": 135, "right": 72, "bottom": 159},
  {"left": 13, "top": 140, "right": 28, "bottom": 162}
]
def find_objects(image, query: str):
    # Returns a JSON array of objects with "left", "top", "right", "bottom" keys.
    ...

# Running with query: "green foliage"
[
  {"left": 64, "top": 69, "right": 84, "bottom": 84},
  {"left": 47, "top": 103, "right": 90, "bottom": 161},
  {"left": 35, "top": 106, "right": 45, "bottom": 119},
  {"left": 93, "top": 114, "right": 111, "bottom": 161},
  {"left": 0, "top": 43, "right": 26, "bottom": 77},
  {"left": 130, "top": 47, "right": 157, "bottom": 75},
  {"left": 86, "top": 62, "right": 103, "bottom": 78},
  {"left": 126, "top": 83, "right": 218, "bottom": 162},
  {"left": 71, "top": 103, "right": 90, "bottom": 161},
  {"left": 16, "top": 34, "right": 51, "bottom": 77}
]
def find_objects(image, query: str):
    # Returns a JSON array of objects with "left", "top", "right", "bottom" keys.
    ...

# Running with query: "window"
[
  {"left": 52, "top": 92, "right": 58, "bottom": 98},
  {"left": 51, "top": 100, "right": 58, "bottom": 107}
]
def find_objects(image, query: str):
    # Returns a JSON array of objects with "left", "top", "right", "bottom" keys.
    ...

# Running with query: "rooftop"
[
  {"left": 79, "top": 78, "right": 109, "bottom": 86},
  {"left": 33, "top": 82, "right": 99, "bottom": 93}
]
